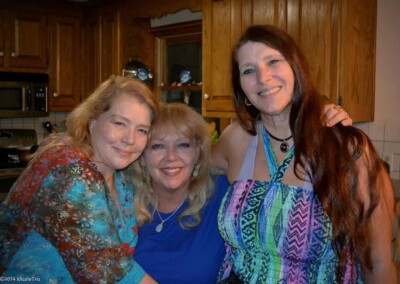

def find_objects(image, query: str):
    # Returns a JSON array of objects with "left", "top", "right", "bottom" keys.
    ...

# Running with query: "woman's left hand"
[{"left": 323, "top": 104, "right": 352, "bottom": 127}]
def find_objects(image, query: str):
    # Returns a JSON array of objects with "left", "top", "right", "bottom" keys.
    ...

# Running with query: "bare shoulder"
[{"left": 212, "top": 121, "right": 253, "bottom": 179}]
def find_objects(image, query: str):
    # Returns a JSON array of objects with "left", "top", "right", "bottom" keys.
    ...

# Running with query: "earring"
[
  {"left": 244, "top": 97, "right": 252, "bottom": 106},
  {"left": 192, "top": 164, "right": 199, "bottom": 178}
]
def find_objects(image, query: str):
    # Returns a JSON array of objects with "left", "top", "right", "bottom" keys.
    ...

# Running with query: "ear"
[
  {"left": 88, "top": 119, "right": 96, "bottom": 134},
  {"left": 139, "top": 155, "right": 146, "bottom": 167}
]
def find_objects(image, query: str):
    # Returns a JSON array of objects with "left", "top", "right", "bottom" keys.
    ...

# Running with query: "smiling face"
[
  {"left": 89, "top": 93, "right": 152, "bottom": 176},
  {"left": 141, "top": 127, "right": 200, "bottom": 195},
  {"left": 237, "top": 41, "right": 295, "bottom": 116}
]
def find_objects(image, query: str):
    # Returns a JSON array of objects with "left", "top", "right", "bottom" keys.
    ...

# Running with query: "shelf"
[{"left": 160, "top": 85, "right": 202, "bottom": 91}]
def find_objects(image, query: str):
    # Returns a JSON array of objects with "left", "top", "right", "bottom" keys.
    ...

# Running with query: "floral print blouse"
[{"left": 0, "top": 146, "right": 145, "bottom": 283}]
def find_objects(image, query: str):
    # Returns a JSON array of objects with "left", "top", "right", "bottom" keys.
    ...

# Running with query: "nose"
[
  {"left": 165, "top": 146, "right": 178, "bottom": 161},
  {"left": 257, "top": 64, "right": 272, "bottom": 84},
  {"left": 123, "top": 129, "right": 136, "bottom": 145}
]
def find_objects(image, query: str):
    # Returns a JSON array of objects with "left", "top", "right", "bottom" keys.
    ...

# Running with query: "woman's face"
[
  {"left": 141, "top": 128, "right": 199, "bottom": 194},
  {"left": 237, "top": 41, "right": 295, "bottom": 116},
  {"left": 89, "top": 93, "right": 152, "bottom": 175}
]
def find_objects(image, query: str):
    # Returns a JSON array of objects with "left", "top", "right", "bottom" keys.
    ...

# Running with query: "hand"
[{"left": 323, "top": 104, "right": 352, "bottom": 127}]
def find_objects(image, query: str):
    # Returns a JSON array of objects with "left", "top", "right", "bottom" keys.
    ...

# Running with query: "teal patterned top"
[
  {"left": 0, "top": 146, "right": 145, "bottom": 283},
  {"left": 217, "top": 126, "right": 363, "bottom": 283}
]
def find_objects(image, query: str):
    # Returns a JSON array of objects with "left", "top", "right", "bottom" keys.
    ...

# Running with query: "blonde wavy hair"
[
  {"left": 132, "top": 103, "right": 214, "bottom": 228},
  {"left": 34, "top": 75, "right": 158, "bottom": 158}
]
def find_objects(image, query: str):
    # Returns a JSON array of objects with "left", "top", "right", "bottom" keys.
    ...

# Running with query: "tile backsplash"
[
  {"left": 0, "top": 112, "right": 69, "bottom": 145},
  {"left": 355, "top": 121, "right": 400, "bottom": 180}
]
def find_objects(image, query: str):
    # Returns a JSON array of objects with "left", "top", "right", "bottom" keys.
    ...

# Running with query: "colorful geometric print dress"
[{"left": 218, "top": 126, "right": 363, "bottom": 284}]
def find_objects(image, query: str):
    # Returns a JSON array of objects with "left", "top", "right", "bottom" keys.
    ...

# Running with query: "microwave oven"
[{"left": 0, "top": 72, "right": 49, "bottom": 118}]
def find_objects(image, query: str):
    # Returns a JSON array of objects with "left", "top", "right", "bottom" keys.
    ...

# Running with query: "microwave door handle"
[
  {"left": 45, "top": 86, "right": 48, "bottom": 111},
  {"left": 22, "top": 86, "right": 26, "bottom": 111}
]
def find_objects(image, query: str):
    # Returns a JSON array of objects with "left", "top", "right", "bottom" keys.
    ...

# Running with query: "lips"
[
  {"left": 115, "top": 147, "right": 134, "bottom": 157},
  {"left": 257, "top": 86, "right": 281, "bottom": 96},
  {"left": 161, "top": 167, "right": 182, "bottom": 175}
]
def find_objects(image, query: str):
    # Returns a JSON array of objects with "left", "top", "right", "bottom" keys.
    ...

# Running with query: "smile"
[
  {"left": 162, "top": 167, "right": 182, "bottom": 174},
  {"left": 257, "top": 86, "right": 281, "bottom": 96},
  {"left": 115, "top": 148, "right": 133, "bottom": 157}
]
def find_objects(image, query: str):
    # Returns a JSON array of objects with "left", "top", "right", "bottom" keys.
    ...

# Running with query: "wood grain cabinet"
[
  {"left": 48, "top": 16, "right": 81, "bottom": 111},
  {"left": 0, "top": 9, "right": 47, "bottom": 70},
  {"left": 82, "top": 11, "right": 121, "bottom": 99},
  {"left": 202, "top": 0, "right": 377, "bottom": 122},
  {"left": 286, "top": 0, "right": 377, "bottom": 122}
]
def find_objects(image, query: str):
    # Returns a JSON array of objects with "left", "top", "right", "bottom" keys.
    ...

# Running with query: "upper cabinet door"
[
  {"left": 49, "top": 16, "right": 81, "bottom": 111},
  {"left": 337, "top": 0, "right": 376, "bottom": 122},
  {"left": 8, "top": 11, "right": 48, "bottom": 68},
  {"left": 100, "top": 12, "right": 120, "bottom": 82},
  {"left": 202, "top": 0, "right": 240, "bottom": 118}
]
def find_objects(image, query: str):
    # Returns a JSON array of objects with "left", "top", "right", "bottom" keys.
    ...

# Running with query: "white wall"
[
  {"left": 356, "top": 0, "right": 400, "bottom": 180},
  {"left": 375, "top": 0, "right": 400, "bottom": 124}
]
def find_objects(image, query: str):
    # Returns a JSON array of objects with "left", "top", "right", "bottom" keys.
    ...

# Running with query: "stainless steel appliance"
[
  {"left": 0, "top": 129, "right": 38, "bottom": 202},
  {"left": 0, "top": 72, "right": 49, "bottom": 118}
]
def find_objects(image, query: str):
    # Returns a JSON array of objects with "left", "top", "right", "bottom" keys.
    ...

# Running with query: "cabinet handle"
[
  {"left": 53, "top": 93, "right": 59, "bottom": 98},
  {"left": 204, "top": 93, "right": 210, "bottom": 100},
  {"left": 11, "top": 52, "right": 17, "bottom": 57},
  {"left": 0, "top": 51, "right": 3, "bottom": 57}
]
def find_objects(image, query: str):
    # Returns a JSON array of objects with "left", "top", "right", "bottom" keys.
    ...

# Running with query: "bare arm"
[
  {"left": 211, "top": 125, "right": 231, "bottom": 176},
  {"left": 358, "top": 146, "right": 396, "bottom": 283}
]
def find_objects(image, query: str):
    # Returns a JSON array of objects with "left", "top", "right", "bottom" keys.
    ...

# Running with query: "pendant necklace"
[
  {"left": 263, "top": 127, "right": 293, "bottom": 153},
  {"left": 155, "top": 199, "right": 185, "bottom": 233}
]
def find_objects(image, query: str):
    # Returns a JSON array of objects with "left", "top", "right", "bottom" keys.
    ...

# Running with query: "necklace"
[
  {"left": 155, "top": 199, "right": 185, "bottom": 233},
  {"left": 263, "top": 127, "right": 293, "bottom": 153}
]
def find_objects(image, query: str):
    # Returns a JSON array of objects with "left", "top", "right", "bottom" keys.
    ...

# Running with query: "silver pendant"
[{"left": 155, "top": 222, "right": 164, "bottom": 233}]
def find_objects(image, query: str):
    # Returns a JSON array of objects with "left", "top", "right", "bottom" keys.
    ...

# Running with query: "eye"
[
  {"left": 178, "top": 142, "right": 191, "bottom": 149},
  {"left": 138, "top": 128, "right": 148, "bottom": 135},
  {"left": 268, "top": 58, "right": 284, "bottom": 66},
  {"left": 242, "top": 68, "right": 255, "bottom": 75},
  {"left": 150, "top": 143, "right": 164, "bottom": 150},
  {"left": 113, "top": 121, "right": 125, "bottom": 126}
]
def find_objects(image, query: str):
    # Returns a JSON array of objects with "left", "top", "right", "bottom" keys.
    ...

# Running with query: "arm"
[
  {"left": 322, "top": 104, "right": 353, "bottom": 127},
  {"left": 357, "top": 146, "right": 396, "bottom": 283},
  {"left": 211, "top": 129, "right": 230, "bottom": 176}
]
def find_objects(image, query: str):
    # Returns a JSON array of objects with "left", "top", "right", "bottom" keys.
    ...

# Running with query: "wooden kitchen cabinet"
[
  {"left": 202, "top": 0, "right": 377, "bottom": 122},
  {"left": 286, "top": 0, "right": 376, "bottom": 122},
  {"left": 48, "top": 16, "right": 81, "bottom": 111},
  {"left": 202, "top": 0, "right": 239, "bottom": 118},
  {"left": 0, "top": 10, "right": 47, "bottom": 70},
  {"left": 82, "top": 11, "right": 121, "bottom": 98}
]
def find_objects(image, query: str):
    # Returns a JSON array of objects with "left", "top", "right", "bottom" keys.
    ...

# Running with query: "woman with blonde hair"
[
  {"left": 1, "top": 75, "right": 158, "bottom": 283},
  {"left": 133, "top": 103, "right": 229, "bottom": 283}
]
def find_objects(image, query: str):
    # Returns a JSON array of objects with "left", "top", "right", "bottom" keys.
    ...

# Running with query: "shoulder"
[{"left": 212, "top": 121, "right": 253, "bottom": 175}]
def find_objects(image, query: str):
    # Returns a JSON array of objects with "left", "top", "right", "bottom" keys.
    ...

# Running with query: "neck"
[
  {"left": 154, "top": 189, "right": 187, "bottom": 213},
  {"left": 260, "top": 114, "right": 291, "bottom": 138}
]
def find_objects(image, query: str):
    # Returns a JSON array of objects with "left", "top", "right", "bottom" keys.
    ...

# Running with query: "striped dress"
[{"left": 217, "top": 126, "right": 363, "bottom": 284}]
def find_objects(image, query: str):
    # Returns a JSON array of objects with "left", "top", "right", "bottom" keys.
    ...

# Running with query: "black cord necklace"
[{"left": 264, "top": 127, "right": 293, "bottom": 153}]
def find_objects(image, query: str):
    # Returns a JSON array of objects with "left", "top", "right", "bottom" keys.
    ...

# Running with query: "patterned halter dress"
[{"left": 218, "top": 125, "right": 363, "bottom": 284}]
